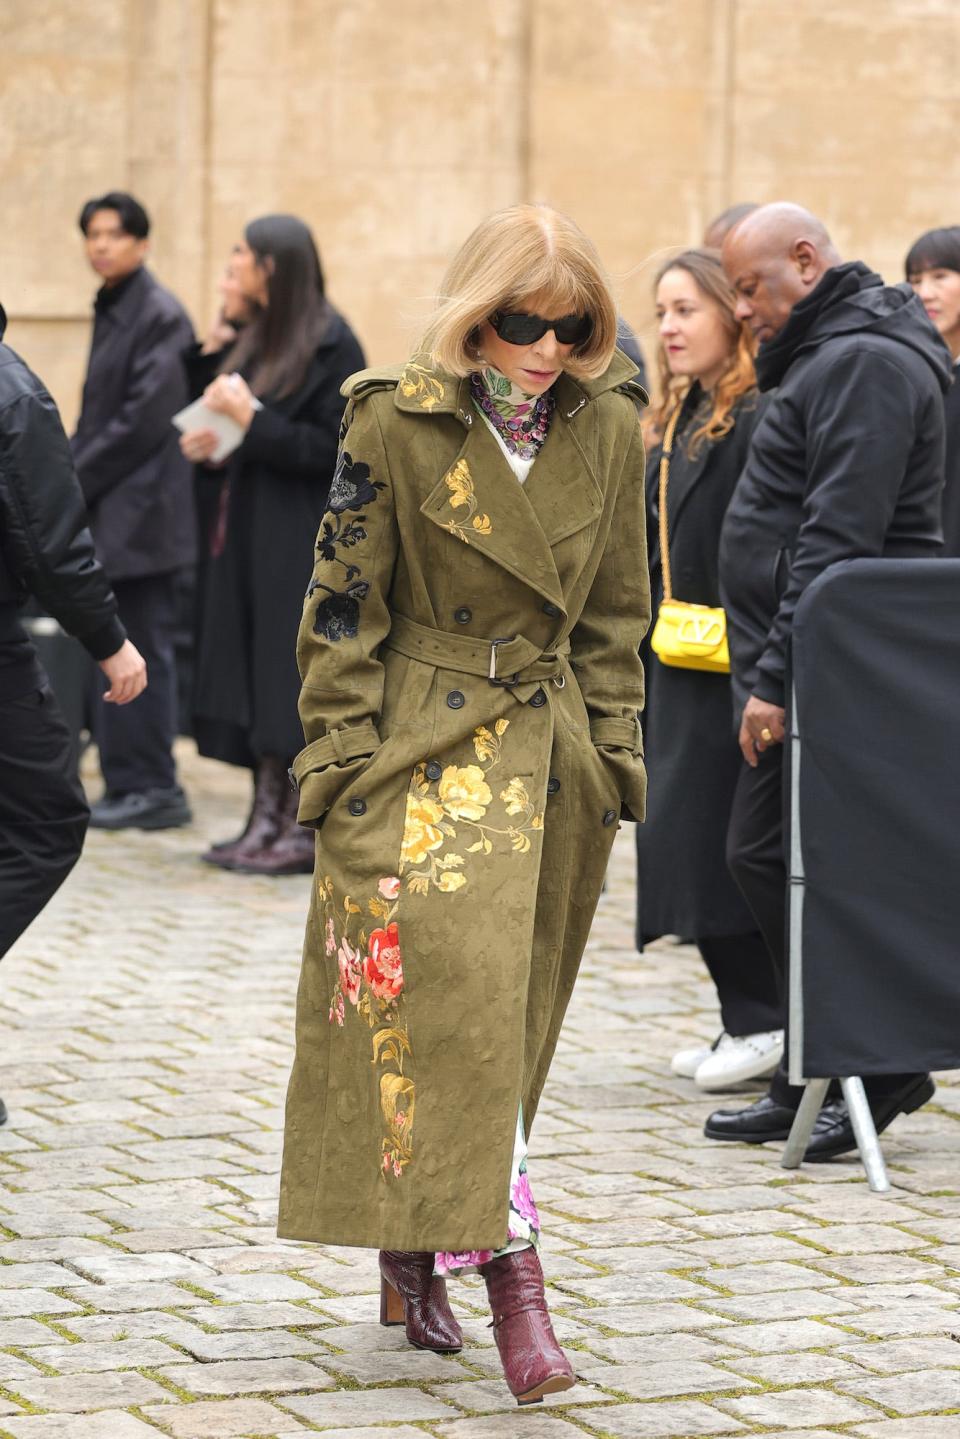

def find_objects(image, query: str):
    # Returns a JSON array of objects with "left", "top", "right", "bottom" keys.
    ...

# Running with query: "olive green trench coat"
[{"left": 278, "top": 350, "right": 650, "bottom": 1252}]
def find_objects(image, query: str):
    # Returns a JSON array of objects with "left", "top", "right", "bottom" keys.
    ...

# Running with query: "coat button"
[
  {"left": 348, "top": 797, "right": 367, "bottom": 816},
  {"left": 529, "top": 688, "right": 546, "bottom": 708},
  {"left": 425, "top": 760, "right": 442, "bottom": 781},
  {"left": 454, "top": 607, "right": 472, "bottom": 624},
  {"left": 602, "top": 808, "right": 618, "bottom": 826},
  {"left": 446, "top": 690, "right": 465, "bottom": 709},
  {"left": 547, "top": 777, "right": 561, "bottom": 795},
  {"left": 542, "top": 601, "right": 562, "bottom": 617}
]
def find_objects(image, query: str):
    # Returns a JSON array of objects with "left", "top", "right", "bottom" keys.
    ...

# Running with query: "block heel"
[{"left": 379, "top": 1275, "right": 405, "bottom": 1326}]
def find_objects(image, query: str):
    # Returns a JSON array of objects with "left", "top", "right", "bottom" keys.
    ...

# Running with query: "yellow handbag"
[{"left": 649, "top": 405, "right": 731, "bottom": 674}]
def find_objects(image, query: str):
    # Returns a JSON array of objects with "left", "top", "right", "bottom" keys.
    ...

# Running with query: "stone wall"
[{"left": 3, "top": 0, "right": 959, "bottom": 426}]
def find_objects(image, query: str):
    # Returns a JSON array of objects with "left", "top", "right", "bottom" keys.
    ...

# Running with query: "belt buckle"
[{"left": 488, "top": 637, "right": 519, "bottom": 687}]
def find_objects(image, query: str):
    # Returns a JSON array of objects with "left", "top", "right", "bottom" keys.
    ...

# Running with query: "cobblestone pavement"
[{"left": 1, "top": 743, "right": 959, "bottom": 1439}]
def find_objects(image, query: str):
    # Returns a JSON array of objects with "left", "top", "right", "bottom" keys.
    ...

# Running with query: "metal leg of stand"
[
  {"left": 840, "top": 1077, "right": 892, "bottom": 1194},
  {"left": 781, "top": 1078, "right": 830, "bottom": 1169}
]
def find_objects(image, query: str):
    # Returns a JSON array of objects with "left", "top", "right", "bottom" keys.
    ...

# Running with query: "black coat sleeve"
[
  {"left": 0, "top": 389, "right": 126, "bottom": 660},
  {"left": 71, "top": 308, "right": 193, "bottom": 503},
  {"left": 239, "top": 333, "right": 366, "bottom": 483},
  {"left": 753, "top": 350, "right": 921, "bottom": 705}
]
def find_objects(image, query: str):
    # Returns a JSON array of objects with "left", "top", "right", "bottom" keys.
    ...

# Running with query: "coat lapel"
[
  {"left": 407, "top": 353, "right": 643, "bottom": 615},
  {"left": 419, "top": 418, "right": 567, "bottom": 611}
]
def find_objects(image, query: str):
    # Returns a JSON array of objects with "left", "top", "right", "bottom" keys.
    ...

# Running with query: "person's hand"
[
  {"left": 98, "top": 640, "right": 147, "bottom": 705},
  {"left": 739, "top": 695, "right": 786, "bottom": 767},
  {"left": 179, "top": 428, "right": 220, "bottom": 463},
  {"left": 204, "top": 373, "right": 255, "bottom": 430},
  {"left": 201, "top": 312, "right": 238, "bottom": 355}
]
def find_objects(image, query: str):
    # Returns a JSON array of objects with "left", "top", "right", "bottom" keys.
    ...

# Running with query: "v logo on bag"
[{"left": 678, "top": 612, "right": 725, "bottom": 649}]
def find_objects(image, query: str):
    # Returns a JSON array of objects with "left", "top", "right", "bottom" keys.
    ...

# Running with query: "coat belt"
[{"left": 385, "top": 613, "right": 569, "bottom": 695}]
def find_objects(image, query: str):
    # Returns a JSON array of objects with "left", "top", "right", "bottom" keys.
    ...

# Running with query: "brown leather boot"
[
  {"left": 202, "top": 757, "right": 287, "bottom": 869},
  {"left": 379, "top": 1251, "right": 463, "bottom": 1353},
  {"left": 480, "top": 1248, "right": 575, "bottom": 1404},
  {"left": 230, "top": 782, "right": 315, "bottom": 876}
]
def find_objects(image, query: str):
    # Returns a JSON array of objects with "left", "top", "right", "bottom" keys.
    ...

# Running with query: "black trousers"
[
  {"left": 91, "top": 572, "right": 179, "bottom": 794},
  {"left": 0, "top": 683, "right": 89, "bottom": 959},
  {"left": 726, "top": 745, "right": 923, "bottom": 1108},
  {"left": 697, "top": 931, "right": 781, "bottom": 1037}
]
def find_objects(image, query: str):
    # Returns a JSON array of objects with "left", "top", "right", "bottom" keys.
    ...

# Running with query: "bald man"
[{"left": 707, "top": 203, "right": 950, "bottom": 1157}]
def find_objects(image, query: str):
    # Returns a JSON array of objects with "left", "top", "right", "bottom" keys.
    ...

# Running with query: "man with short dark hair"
[
  {"left": 72, "top": 191, "right": 195, "bottom": 829},
  {"left": 0, "top": 301, "right": 147, "bottom": 1123},
  {"left": 709, "top": 202, "right": 949, "bottom": 1158}
]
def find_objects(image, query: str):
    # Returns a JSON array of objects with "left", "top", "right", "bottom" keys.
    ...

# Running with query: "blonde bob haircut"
[{"left": 421, "top": 204, "right": 619, "bottom": 381}]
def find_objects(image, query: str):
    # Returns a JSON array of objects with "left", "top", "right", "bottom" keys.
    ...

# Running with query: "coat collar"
[
  {"left": 94, "top": 265, "right": 153, "bottom": 327},
  {"left": 392, "top": 348, "right": 644, "bottom": 420}
]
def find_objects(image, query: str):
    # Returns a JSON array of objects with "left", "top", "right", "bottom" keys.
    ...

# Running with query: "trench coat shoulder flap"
[{"left": 405, "top": 352, "right": 644, "bottom": 611}]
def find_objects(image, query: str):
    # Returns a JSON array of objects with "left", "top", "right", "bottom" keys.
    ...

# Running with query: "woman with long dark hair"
[
  {"left": 905, "top": 225, "right": 960, "bottom": 554},
  {"left": 179, "top": 214, "right": 365, "bottom": 874},
  {"left": 636, "top": 248, "right": 781, "bottom": 1090}
]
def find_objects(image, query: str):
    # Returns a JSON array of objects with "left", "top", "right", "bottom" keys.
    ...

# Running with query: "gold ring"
[{"left": 760, "top": 727, "right": 774, "bottom": 743}]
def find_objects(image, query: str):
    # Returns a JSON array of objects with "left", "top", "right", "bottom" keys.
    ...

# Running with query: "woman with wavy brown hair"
[{"left": 635, "top": 248, "right": 782, "bottom": 1091}]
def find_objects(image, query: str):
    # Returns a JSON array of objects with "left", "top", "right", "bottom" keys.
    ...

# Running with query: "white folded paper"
[{"left": 171, "top": 397, "right": 247, "bottom": 463}]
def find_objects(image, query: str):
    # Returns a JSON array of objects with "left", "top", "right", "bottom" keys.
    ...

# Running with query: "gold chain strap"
[{"left": 657, "top": 405, "right": 683, "bottom": 602}]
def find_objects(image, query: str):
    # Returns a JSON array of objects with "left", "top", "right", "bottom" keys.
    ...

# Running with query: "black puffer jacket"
[
  {"left": 720, "top": 261, "right": 951, "bottom": 713},
  {"left": 0, "top": 307, "right": 125, "bottom": 696}
]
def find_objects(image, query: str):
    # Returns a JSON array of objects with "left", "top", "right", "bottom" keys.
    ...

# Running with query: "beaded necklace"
[{"left": 469, "top": 366, "right": 555, "bottom": 462}]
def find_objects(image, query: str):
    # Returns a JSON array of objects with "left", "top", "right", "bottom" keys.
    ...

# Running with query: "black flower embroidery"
[
  {"left": 307, "top": 446, "right": 385, "bottom": 641},
  {"left": 310, "top": 579, "right": 371, "bottom": 642},
  {"left": 328, "top": 451, "right": 383, "bottom": 514}
]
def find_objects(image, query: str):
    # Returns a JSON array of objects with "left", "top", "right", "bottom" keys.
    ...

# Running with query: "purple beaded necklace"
[{"left": 470, "top": 367, "right": 554, "bottom": 462}]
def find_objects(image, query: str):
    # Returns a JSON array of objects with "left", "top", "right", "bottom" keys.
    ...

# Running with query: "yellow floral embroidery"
[
  {"left": 399, "top": 362, "right": 445, "bottom": 411},
  {"left": 399, "top": 720, "right": 543, "bottom": 893},
  {"left": 441, "top": 459, "right": 493, "bottom": 541},
  {"left": 437, "top": 764, "right": 492, "bottom": 821},
  {"left": 321, "top": 874, "right": 413, "bottom": 1179},
  {"left": 399, "top": 794, "right": 445, "bottom": 866}
]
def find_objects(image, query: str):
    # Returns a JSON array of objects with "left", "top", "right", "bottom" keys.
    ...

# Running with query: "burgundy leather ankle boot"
[
  {"left": 480, "top": 1248, "right": 575, "bottom": 1404},
  {"left": 202, "top": 756, "right": 286, "bottom": 869},
  {"left": 232, "top": 783, "right": 315, "bottom": 876},
  {"left": 379, "top": 1250, "right": 462, "bottom": 1353}
]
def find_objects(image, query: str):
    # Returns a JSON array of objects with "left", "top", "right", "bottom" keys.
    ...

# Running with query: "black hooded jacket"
[
  {"left": 0, "top": 306, "right": 126, "bottom": 698},
  {"left": 720, "top": 261, "right": 951, "bottom": 713}
]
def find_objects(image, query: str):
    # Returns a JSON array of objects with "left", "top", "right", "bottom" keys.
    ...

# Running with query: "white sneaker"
[
  {"left": 695, "top": 1029, "right": 784, "bottom": 1090},
  {"left": 671, "top": 1037, "right": 721, "bottom": 1079}
]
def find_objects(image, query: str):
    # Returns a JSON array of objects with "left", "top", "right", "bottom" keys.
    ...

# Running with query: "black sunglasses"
[{"left": 489, "top": 310, "right": 594, "bottom": 347}]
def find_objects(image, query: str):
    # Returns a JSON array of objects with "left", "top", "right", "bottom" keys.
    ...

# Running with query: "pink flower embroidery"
[
  {"left": 364, "top": 922, "right": 403, "bottom": 1000},
  {"left": 329, "top": 992, "right": 345, "bottom": 1027},
  {"left": 338, "top": 939, "right": 362, "bottom": 1005},
  {"left": 511, "top": 1171, "right": 540, "bottom": 1227},
  {"left": 378, "top": 876, "right": 401, "bottom": 900},
  {"left": 325, "top": 917, "right": 337, "bottom": 956}
]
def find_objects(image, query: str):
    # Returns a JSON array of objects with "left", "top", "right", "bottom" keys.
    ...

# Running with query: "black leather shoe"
[
  {"left": 0, "top": 1097, "right": 7, "bottom": 1126},
  {"left": 805, "top": 1075, "right": 935, "bottom": 1162},
  {"left": 704, "top": 1093, "right": 798, "bottom": 1143},
  {"left": 89, "top": 787, "right": 192, "bottom": 831}
]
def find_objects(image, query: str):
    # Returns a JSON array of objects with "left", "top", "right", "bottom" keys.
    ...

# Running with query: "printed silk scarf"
[{"left": 470, "top": 366, "right": 554, "bottom": 462}]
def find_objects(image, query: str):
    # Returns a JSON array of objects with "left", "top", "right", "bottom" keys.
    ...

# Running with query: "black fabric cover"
[{"left": 791, "top": 558, "right": 960, "bottom": 1076}]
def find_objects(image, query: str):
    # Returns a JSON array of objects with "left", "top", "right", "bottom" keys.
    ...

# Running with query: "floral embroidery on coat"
[
  {"left": 441, "top": 458, "right": 492, "bottom": 540},
  {"left": 307, "top": 449, "right": 385, "bottom": 643},
  {"left": 398, "top": 361, "right": 446, "bottom": 411},
  {"left": 400, "top": 720, "right": 543, "bottom": 896},
  {"left": 322, "top": 873, "right": 413, "bottom": 1179}
]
